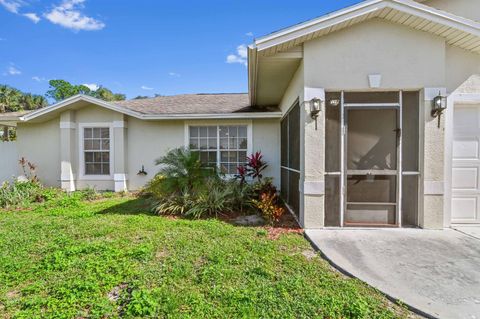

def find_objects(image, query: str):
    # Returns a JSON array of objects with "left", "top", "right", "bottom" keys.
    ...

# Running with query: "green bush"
[
  {"left": 148, "top": 148, "right": 216, "bottom": 195},
  {"left": 147, "top": 148, "right": 283, "bottom": 220},
  {"left": 0, "top": 180, "right": 42, "bottom": 208}
]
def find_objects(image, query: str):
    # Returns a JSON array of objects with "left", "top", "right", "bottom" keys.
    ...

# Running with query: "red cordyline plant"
[
  {"left": 236, "top": 165, "right": 248, "bottom": 186},
  {"left": 247, "top": 151, "right": 268, "bottom": 181},
  {"left": 236, "top": 151, "right": 268, "bottom": 184}
]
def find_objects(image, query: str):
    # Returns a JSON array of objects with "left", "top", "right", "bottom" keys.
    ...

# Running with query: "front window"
[
  {"left": 83, "top": 127, "right": 111, "bottom": 175},
  {"left": 189, "top": 125, "right": 248, "bottom": 174}
]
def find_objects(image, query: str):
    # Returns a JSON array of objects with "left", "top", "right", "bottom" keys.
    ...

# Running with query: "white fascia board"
[
  {"left": 254, "top": 0, "right": 480, "bottom": 52},
  {"left": 389, "top": 1, "right": 480, "bottom": 36},
  {"left": 21, "top": 94, "right": 145, "bottom": 122},
  {"left": 141, "top": 112, "right": 282, "bottom": 120}
]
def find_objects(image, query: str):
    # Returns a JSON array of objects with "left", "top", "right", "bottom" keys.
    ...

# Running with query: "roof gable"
[
  {"left": 251, "top": 0, "right": 480, "bottom": 56},
  {"left": 21, "top": 95, "right": 144, "bottom": 123}
]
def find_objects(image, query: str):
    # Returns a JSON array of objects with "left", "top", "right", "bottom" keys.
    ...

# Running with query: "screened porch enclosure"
[
  {"left": 325, "top": 91, "right": 420, "bottom": 227},
  {"left": 281, "top": 102, "right": 300, "bottom": 218}
]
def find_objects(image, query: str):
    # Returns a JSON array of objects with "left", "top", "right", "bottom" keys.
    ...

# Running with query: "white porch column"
[
  {"left": 60, "top": 111, "right": 76, "bottom": 192},
  {"left": 301, "top": 87, "right": 326, "bottom": 228},
  {"left": 113, "top": 114, "right": 128, "bottom": 192},
  {"left": 419, "top": 88, "right": 447, "bottom": 229}
]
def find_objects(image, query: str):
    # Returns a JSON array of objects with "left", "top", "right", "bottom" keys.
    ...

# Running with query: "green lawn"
[{"left": 0, "top": 196, "right": 410, "bottom": 318}]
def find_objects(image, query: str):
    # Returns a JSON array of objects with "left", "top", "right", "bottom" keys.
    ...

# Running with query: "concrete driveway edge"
[{"left": 304, "top": 231, "right": 438, "bottom": 319}]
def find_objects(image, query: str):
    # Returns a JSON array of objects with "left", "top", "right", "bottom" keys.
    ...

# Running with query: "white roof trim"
[
  {"left": 21, "top": 94, "right": 145, "bottom": 122},
  {"left": 253, "top": 0, "right": 480, "bottom": 52},
  {"left": 20, "top": 94, "right": 281, "bottom": 122},
  {"left": 140, "top": 112, "right": 282, "bottom": 120}
]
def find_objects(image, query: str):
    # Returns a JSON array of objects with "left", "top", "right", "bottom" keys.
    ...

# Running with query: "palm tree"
[
  {"left": 19, "top": 94, "right": 48, "bottom": 110},
  {"left": 0, "top": 85, "right": 22, "bottom": 112}
]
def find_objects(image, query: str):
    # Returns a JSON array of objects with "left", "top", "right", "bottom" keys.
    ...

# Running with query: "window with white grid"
[
  {"left": 83, "top": 127, "right": 111, "bottom": 175},
  {"left": 189, "top": 125, "right": 248, "bottom": 174}
]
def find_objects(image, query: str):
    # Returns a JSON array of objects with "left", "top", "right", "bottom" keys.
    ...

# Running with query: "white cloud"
[
  {"left": 23, "top": 12, "right": 39, "bottom": 23},
  {"left": 0, "top": 0, "right": 22, "bottom": 13},
  {"left": 5, "top": 65, "right": 21, "bottom": 75},
  {"left": 32, "top": 76, "right": 46, "bottom": 82},
  {"left": 226, "top": 44, "right": 248, "bottom": 67},
  {"left": 82, "top": 83, "right": 99, "bottom": 91},
  {"left": 245, "top": 32, "right": 253, "bottom": 37},
  {"left": 0, "top": 0, "right": 41, "bottom": 23},
  {"left": 168, "top": 72, "right": 180, "bottom": 77},
  {"left": 141, "top": 85, "right": 153, "bottom": 90},
  {"left": 44, "top": 0, "right": 105, "bottom": 31}
]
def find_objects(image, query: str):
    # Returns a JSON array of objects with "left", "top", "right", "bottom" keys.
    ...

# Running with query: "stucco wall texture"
[
  {"left": 16, "top": 105, "right": 282, "bottom": 193},
  {"left": 276, "top": 15, "right": 480, "bottom": 229}
]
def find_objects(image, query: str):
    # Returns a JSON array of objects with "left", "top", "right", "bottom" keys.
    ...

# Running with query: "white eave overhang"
[
  {"left": 248, "top": 0, "right": 480, "bottom": 105},
  {"left": 20, "top": 94, "right": 282, "bottom": 123}
]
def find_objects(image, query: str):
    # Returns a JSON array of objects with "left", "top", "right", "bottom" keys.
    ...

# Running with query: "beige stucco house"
[{"left": 2, "top": 0, "right": 480, "bottom": 230}]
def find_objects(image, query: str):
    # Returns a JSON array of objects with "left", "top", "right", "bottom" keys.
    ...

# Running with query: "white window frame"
[
  {"left": 184, "top": 120, "right": 253, "bottom": 176},
  {"left": 78, "top": 123, "right": 114, "bottom": 180}
]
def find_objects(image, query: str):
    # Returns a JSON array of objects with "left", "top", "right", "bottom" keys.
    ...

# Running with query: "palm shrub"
[
  {"left": 147, "top": 148, "right": 283, "bottom": 221},
  {"left": 150, "top": 148, "right": 216, "bottom": 195}
]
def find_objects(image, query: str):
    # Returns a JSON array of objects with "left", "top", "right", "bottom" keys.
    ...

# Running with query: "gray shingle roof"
[{"left": 113, "top": 93, "right": 278, "bottom": 114}]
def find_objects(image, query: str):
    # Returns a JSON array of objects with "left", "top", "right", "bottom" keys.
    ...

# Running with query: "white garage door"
[{"left": 452, "top": 105, "right": 480, "bottom": 224}]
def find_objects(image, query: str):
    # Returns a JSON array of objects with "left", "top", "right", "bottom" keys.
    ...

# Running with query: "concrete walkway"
[{"left": 305, "top": 228, "right": 480, "bottom": 319}]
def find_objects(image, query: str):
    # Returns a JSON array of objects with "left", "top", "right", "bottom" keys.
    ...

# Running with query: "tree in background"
[
  {"left": 0, "top": 85, "right": 22, "bottom": 112},
  {"left": 0, "top": 85, "right": 48, "bottom": 141},
  {"left": 92, "top": 86, "right": 126, "bottom": 102},
  {"left": 46, "top": 80, "right": 93, "bottom": 102},
  {"left": 46, "top": 80, "right": 126, "bottom": 102},
  {"left": 0, "top": 85, "right": 49, "bottom": 112}
]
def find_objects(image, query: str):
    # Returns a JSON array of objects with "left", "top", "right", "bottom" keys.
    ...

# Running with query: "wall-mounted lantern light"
[
  {"left": 309, "top": 97, "right": 322, "bottom": 130},
  {"left": 431, "top": 92, "right": 447, "bottom": 128}
]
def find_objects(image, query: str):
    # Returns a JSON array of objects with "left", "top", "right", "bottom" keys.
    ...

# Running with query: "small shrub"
[
  {"left": 187, "top": 180, "right": 233, "bottom": 218},
  {"left": 152, "top": 192, "right": 194, "bottom": 216},
  {"left": 224, "top": 179, "right": 254, "bottom": 214},
  {"left": 79, "top": 186, "right": 99, "bottom": 201},
  {"left": 0, "top": 180, "right": 42, "bottom": 208},
  {"left": 252, "top": 192, "right": 285, "bottom": 225}
]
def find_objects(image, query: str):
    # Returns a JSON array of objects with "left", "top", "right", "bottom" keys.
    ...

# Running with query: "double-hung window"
[
  {"left": 189, "top": 125, "right": 249, "bottom": 175},
  {"left": 83, "top": 127, "right": 111, "bottom": 176}
]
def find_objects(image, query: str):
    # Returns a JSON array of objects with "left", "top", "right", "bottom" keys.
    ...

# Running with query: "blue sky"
[{"left": 0, "top": 0, "right": 360, "bottom": 99}]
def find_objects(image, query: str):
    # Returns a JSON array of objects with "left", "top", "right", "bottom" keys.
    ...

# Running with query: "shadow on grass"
[{"left": 97, "top": 197, "right": 156, "bottom": 216}]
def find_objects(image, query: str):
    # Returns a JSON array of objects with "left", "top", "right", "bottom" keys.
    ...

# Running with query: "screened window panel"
[
  {"left": 325, "top": 175, "right": 341, "bottom": 226},
  {"left": 402, "top": 175, "right": 418, "bottom": 226},
  {"left": 281, "top": 117, "right": 288, "bottom": 167},
  {"left": 325, "top": 92, "right": 341, "bottom": 172},
  {"left": 347, "top": 175, "right": 396, "bottom": 203},
  {"left": 402, "top": 91, "right": 420, "bottom": 172},
  {"left": 280, "top": 101, "right": 301, "bottom": 217},
  {"left": 288, "top": 171, "right": 300, "bottom": 217},
  {"left": 288, "top": 103, "right": 300, "bottom": 171}
]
